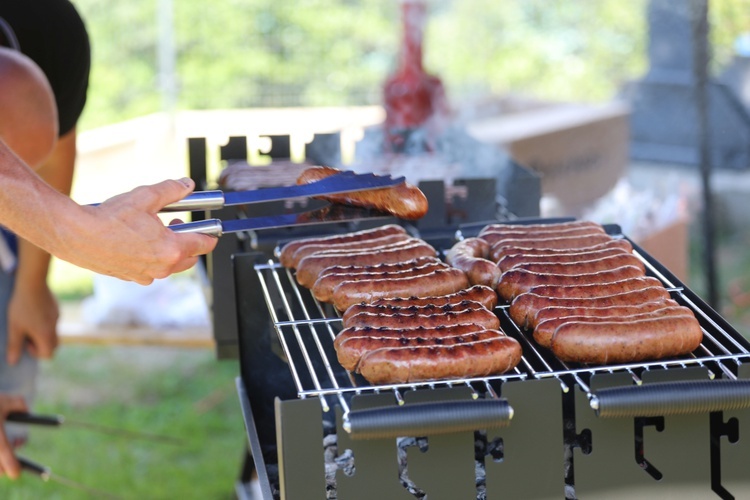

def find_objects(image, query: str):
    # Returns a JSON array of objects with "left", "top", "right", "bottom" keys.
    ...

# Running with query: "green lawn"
[{"left": 0, "top": 345, "right": 245, "bottom": 499}]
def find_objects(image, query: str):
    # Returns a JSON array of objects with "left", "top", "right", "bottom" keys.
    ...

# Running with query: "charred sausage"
[
  {"left": 524, "top": 276, "right": 665, "bottom": 300},
  {"left": 445, "top": 237, "right": 502, "bottom": 288},
  {"left": 508, "top": 286, "right": 673, "bottom": 329},
  {"left": 356, "top": 336, "right": 522, "bottom": 384},
  {"left": 550, "top": 315, "right": 703, "bottom": 364},
  {"left": 331, "top": 267, "right": 469, "bottom": 311},
  {"left": 342, "top": 285, "right": 498, "bottom": 323},
  {"left": 506, "top": 253, "right": 646, "bottom": 277},
  {"left": 497, "top": 265, "right": 646, "bottom": 301},
  {"left": 533, "top": 298, "right": 680, "bottom": 329},
  {"left": 491, "top": 238, "right": 633, "bottom": 263},
  {"left": 533, "top": 305, "right": 694, "bottom": 348},
  {"left": 496, "top": 246, "right": 632, "bottom": 273},
  {"left": 336, "top": 329, "right": 504, "bottom": 372},
  {"left": 297, "top": 166, "right": 429, "bottom": 220},
  {"left": 290, "top": 232, "right": 412, "bottom": 268},
  {"left": 481, "top": 231, "right": 613, "bottom": 248},
  {"left": 478, "top": 220, "right": 605, "bottom": 237},
  {"left": 333, "top": 323, "right": 489, "bottom": 350},
  {"left": 344, "top": 305, "right": 500, "bottom": 331},
  {"left": 295, "top": 239, "right": 436, "bottom": 288},
  {"left": 278, "top": 224, "right": 406, "bottom": 268},
  {"left": 312, "top": 260, "right": 448, "bottom": 303},
  {"left": 341, "top": 300, "right": 490, "bottom": 328}
]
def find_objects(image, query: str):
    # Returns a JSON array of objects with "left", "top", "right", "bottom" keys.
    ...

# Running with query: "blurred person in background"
[{"left": 0, "top": 1, "right": 216, "bottom": 479}]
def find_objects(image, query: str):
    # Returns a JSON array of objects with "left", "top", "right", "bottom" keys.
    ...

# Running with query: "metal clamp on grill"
[
  {"left": 342, "top": 398, "right": 513, "bottom": 440},
  {"left": 589, "top": 379, "right": 750, "bottom": 418}
]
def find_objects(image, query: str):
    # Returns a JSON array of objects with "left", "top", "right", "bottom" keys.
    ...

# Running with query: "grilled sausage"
[
  {"left": 479, "top": 220, "right": 605, "bottom": 237},
  {"left": 356, "top": 336, "right": 523, "bottom": 384},
  {"left": 508, "top": 286, "right": 673, "bottom": 329},
  {"left": 295, "top": 239, "right": 436, "bottom": 288},
  {"left": 496, "top": 246, "right": 632, "bottom": 273},
  {"left": 533, "top": 298, "right": 680, "bottom": 329},
  {"left": 481, "top": 231, "right": 613, "bottom": 248},
  {"left": 533, "top": 305, "right": 694, "bottom": 348},
  {"left": 317, "top": 256, "right": 441, "bottom": 279},
  {"left": 278, "top": 224, "right": 406, "bottom": 267},
  {"left": 507, "top": 253, "right": 646, "bottom": 278},
  {"left": 344, "top": 305, "right": 500, "bottom": 331},
  {"left": 491, "top": 238, "right": 633, "bottom": 263},
  {"left": 497, "top": 265, "right": 646, "bottom": 301},
  {"left": 290, "top": 232, "right": 412, "bottom": 268},
  {"left": 341, "top": 300, "right": 490, "bottom": 328},
  {"left": 333, "top": 323, "right": 489, "bottom": 350},
  {"left": 331, "top": 267, "right": 469, "bottom": 311},
  {"left": 525, "top": 276, "right": 665, "bottom": 300},
  {"left": 480, "top": 226, "right": 606, "bottom": 244},
  {"left": 550, "top": 315, "right": 703, "bottom": 364},
  {"left": 296, "top": 166, "right": 429, "bottom": 220},
  {"left": 342, "top": 285, "right": 498, "bottom": 323},
  {"left": 336, "top": 329, "right": 504, "bottom": 372},
  {"left": 312, "top": 260, "right": 448, "bottom": 303},
  {"left": 445, "top": 237, "right": 502, "bottom": 288}
]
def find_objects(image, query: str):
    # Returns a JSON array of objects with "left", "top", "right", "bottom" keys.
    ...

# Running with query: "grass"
[{"left": 0, "top": 345, "right": 245, "bottom": 499}]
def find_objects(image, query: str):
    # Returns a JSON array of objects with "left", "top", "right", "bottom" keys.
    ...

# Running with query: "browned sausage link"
[
  {"left": 300, "top": 237, "right": 420, "bottom": 259},
  {"left": 290, "top": 232, "right": 412, "bottom": 268},
  {"left": 478, "top": 220, "right": 605, "bottom": 238},
  {"left": 333, "top": 323, "right": 489, "bottom": 351},
  {"left": 533, "top": 298, "right": 679, "bottom": 329},
  {"left": 526, "top": 276, "right": 665, "bottom": 300},
  {"left": 344, "top": 306, "right": 500, "bottom": 330},
  {"left": 336, "top": 329, "right": 504, "bottom": 372},
  {"left": 508, "top": 286, "right": 673, "bottom": 329},
  {"left": 318, "top": 256, "right": 441, "bottom": 279},
  {"left": 496, "top": 246, "right": 631, "bottom": 273},
  {"left": 533, "top": 305, "right": 694, "bottom": 348},
  {"left": 296, "top": 166, "right": 429, "bottom": 220},
  {"left": 341, "top": 299, "right": 489, "bottom": 329},
  {"left": 480, "top": 226, "right": 606, "bottom": 243},
  {"left": 497, "top": 265, "right": 646, "bottom": 302},
  {"left": 445, "top": 237, "right": 502, "bottom": 288},
  {"left": 278, "top": 224, "right": 406, "bottom": 267},
  {"left": 507, "top": 253, "right": 646, "bottom": 278},
  {"left": 313, "top": 260, "right": 449, "bottom": 303},
  {"left": 481, "top": 231, "right": 613, "bottom": 248},
  {"left": 356, "top": 337, "right": 523, "bottom": 384},
  {"left": 295, "top": 240, "right": 436, "bottom": 288},
  {"left": 491, "top": 238, "right": 633, "bottom": 264},
  {"left": 550, "top": 315, "right": 703, "bottom": 365},
  {"left": 332, "top": 267, "right": 470, "bottom": 311},
  {"left": 342, "top": 285, "right": 499, "bottom": 323}
]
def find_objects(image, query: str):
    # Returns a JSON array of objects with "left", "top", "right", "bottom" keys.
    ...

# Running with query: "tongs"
[{"left": 162, "top": 170, "right": 405, "bottom": 236}]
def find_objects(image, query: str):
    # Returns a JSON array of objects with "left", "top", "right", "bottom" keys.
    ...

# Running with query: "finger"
[
  {"left": 0, "top": 441, "right": 20, "bottom": 479},
  {"left": 6, "top": 326, "right": 23, "bottom": 366},
  {"left": 144, "top": 178, "right": 196, "bottom": 212},
  {"left": 175, "top": 233, "right": 218, "bottom": 259}
]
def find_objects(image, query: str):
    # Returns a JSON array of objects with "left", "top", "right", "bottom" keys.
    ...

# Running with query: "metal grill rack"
[{"left": 236, "top": 222, "right": 750, "bottom": 500}]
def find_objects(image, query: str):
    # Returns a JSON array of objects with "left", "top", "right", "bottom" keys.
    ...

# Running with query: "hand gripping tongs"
[{"left": 161, "top": 170, "right": 405, "bottom": 236}]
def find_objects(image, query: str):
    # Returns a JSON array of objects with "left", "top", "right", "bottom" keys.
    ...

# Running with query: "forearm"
[
  {"left": 0, "top": 139, "right": 77, "bottom": 259},
  {"left": 15, "top": 129, "right": 78, "bottom": 288}
]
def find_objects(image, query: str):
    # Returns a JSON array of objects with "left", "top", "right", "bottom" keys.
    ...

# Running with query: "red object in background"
[{"left": 383, "top": 0, "right": 448, "bottom": 152}]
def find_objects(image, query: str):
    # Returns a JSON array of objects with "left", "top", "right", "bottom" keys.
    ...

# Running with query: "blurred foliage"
[{"left": 71, "top": 0, "right": 750, "bottom": 131}]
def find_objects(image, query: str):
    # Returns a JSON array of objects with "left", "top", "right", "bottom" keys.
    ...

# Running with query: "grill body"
[{"left": 233, "top": 221, "right": 750, "bottom": 499}]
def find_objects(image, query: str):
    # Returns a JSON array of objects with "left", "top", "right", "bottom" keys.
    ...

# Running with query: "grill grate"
[{"left": 252, "top": 228, "right": 750, "bottom": 417}]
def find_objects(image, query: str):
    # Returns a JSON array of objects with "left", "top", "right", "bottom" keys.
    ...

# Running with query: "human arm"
[
  {"left": 0, "top": 394, "right": 28, "bottom": 479},
  {"left": 5, "top": 127, "right": 77, "bottom": 365},
  {"left": 0, "top": 139, "right": 217, "bottom": 285}
]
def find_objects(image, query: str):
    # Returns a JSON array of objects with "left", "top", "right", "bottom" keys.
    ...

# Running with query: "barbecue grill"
[{"left": 231, "top": 219, "right": 750, "bottom": 500}]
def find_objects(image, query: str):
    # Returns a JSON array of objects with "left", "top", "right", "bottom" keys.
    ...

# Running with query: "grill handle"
[
  {"left": 343, "top": 398, "right": 513, "bottom": 440},
  {"left": 590, "top": 379, "right": 750, "bottom": 418}
]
